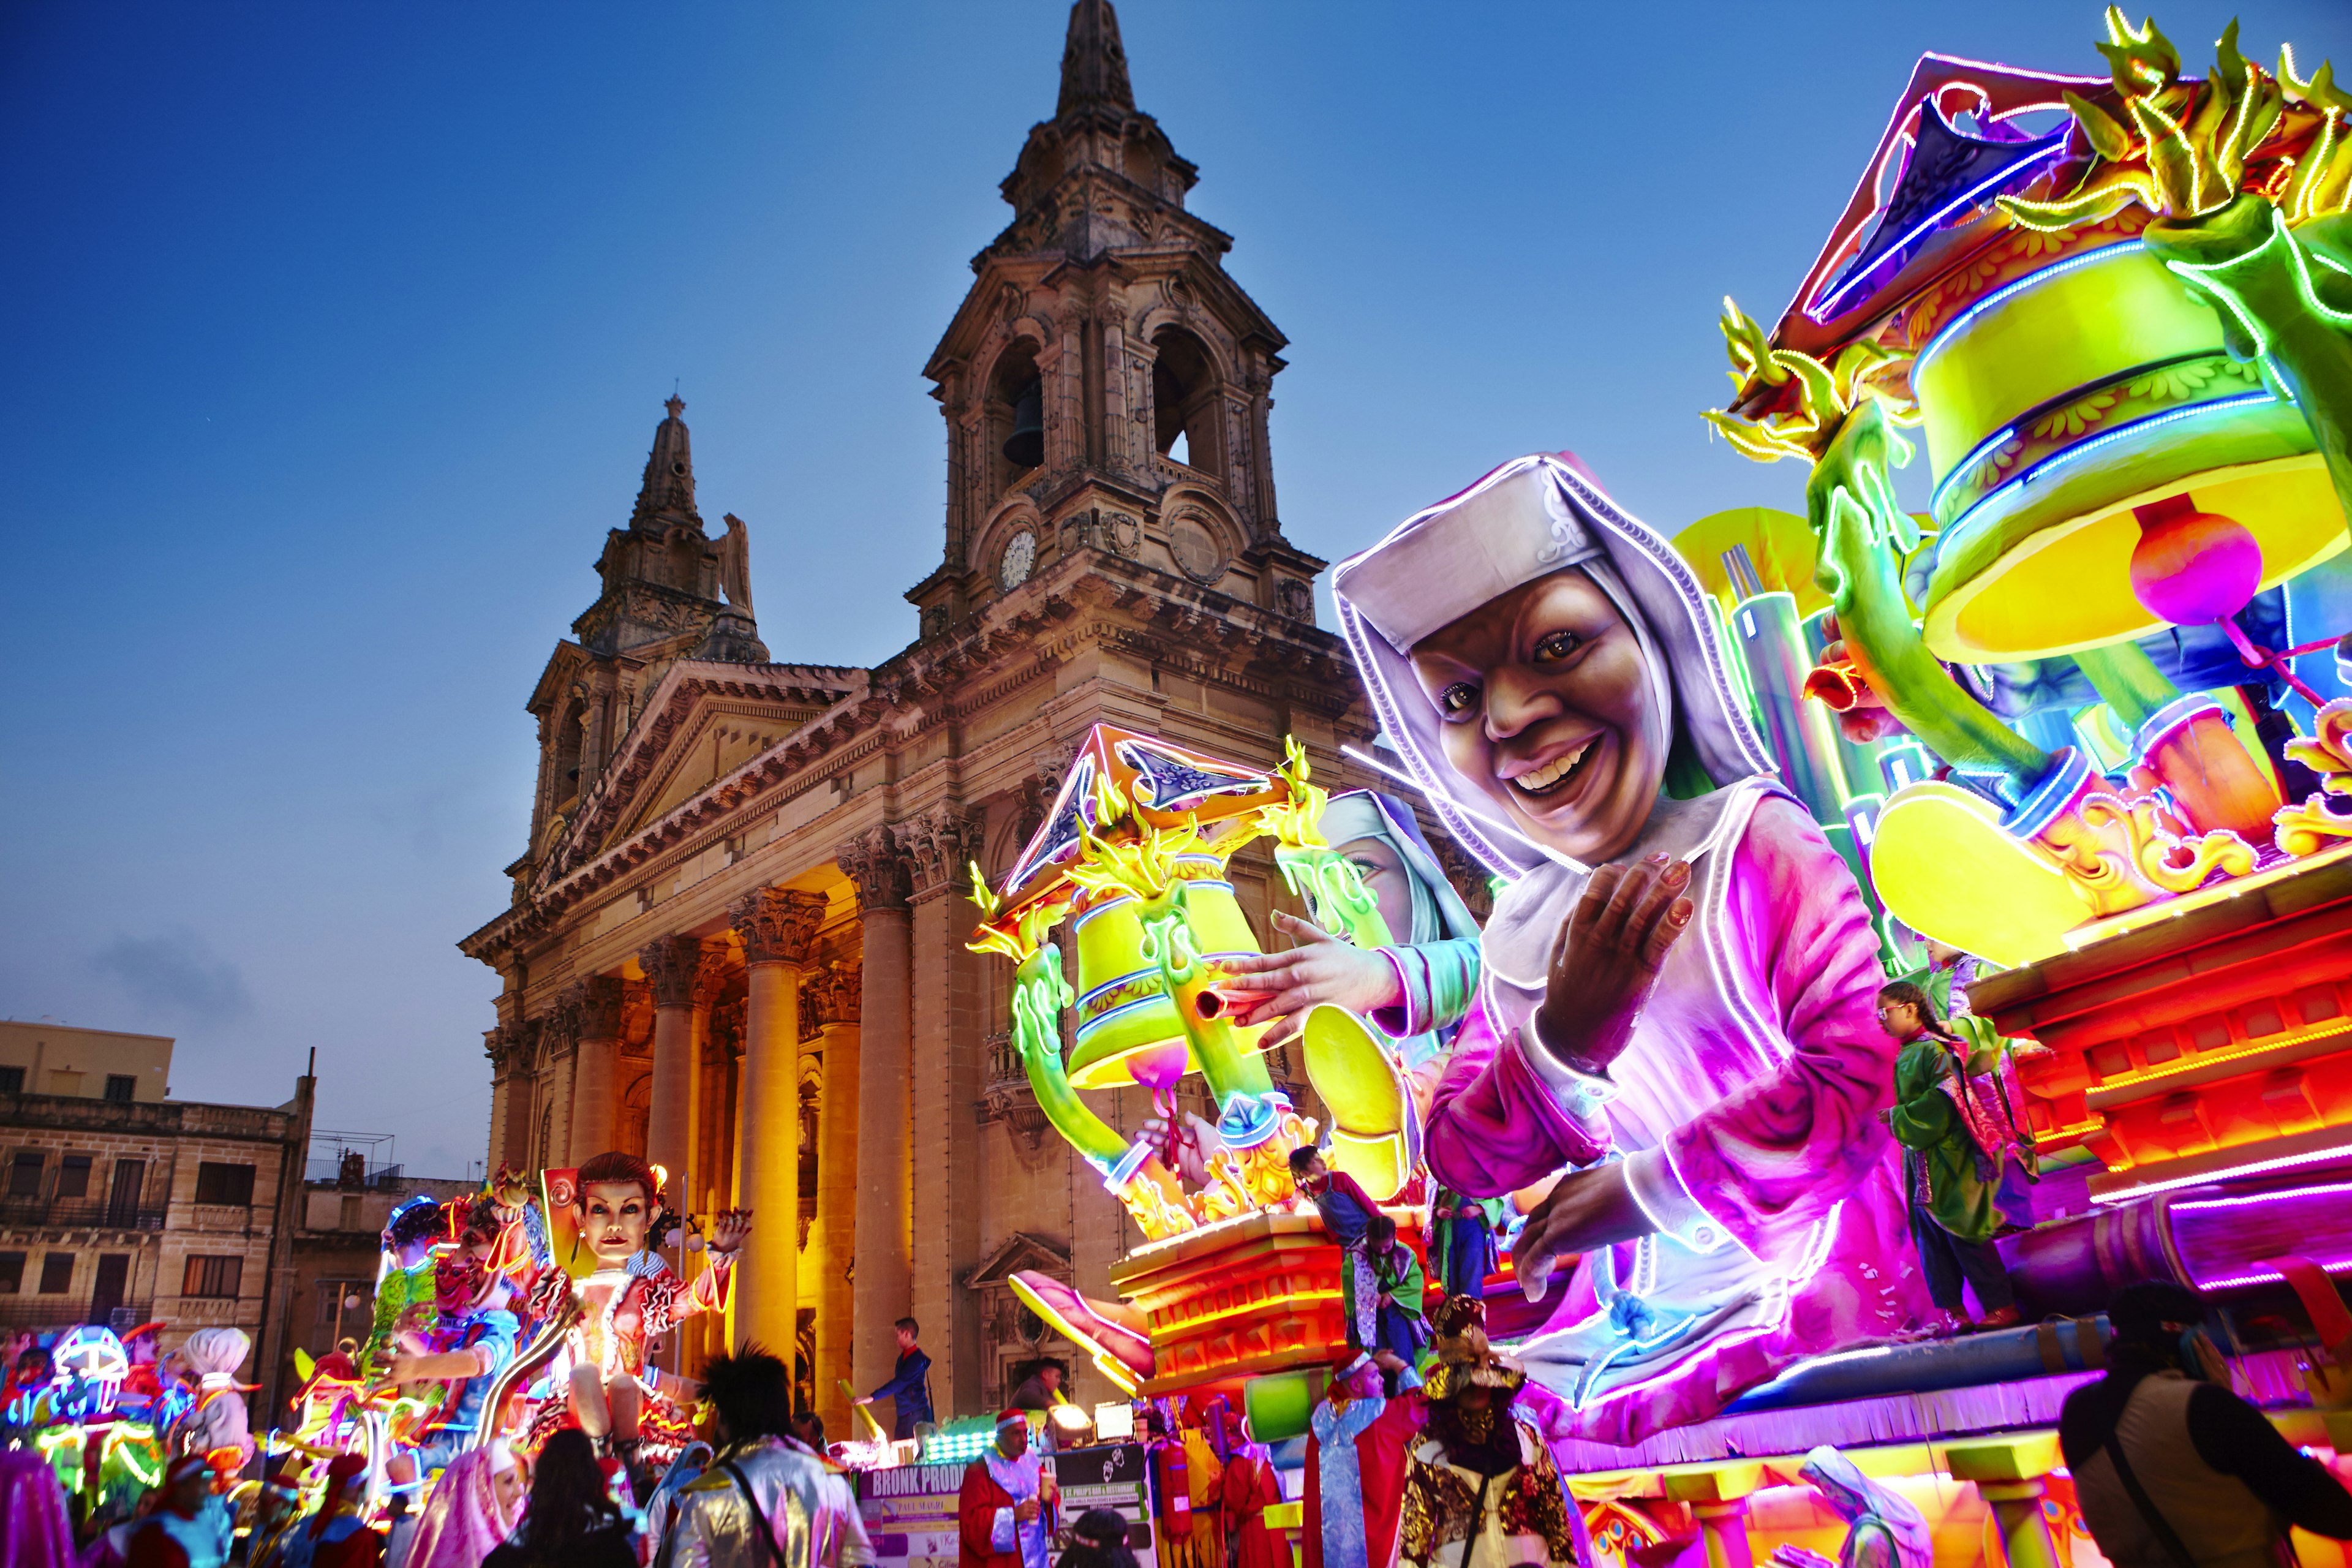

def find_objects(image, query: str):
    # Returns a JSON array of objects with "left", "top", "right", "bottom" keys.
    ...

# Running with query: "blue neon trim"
[
  {"left": 2002, "top": 747, "right": 2091, "bottom": 839},
  {"left": 1807, "top": 140, "right": 2070, "bottom": 323},
  {"left": 2133, "top": 694, "right": 2225, "bottom": 760},
  {"left": 1073, "top": 994, "right": 1171, "bottom": 1041},
  {"left": 1928, "top": 420, "right": 2019, "bottom": 522},
  {"left": 1935, "top": 391, "right": 2279, "bottom": 573},
  {"left": 1075, "top": 969, "right": 1156, "bottom": 1010},
  {"left": 1071, "top": 895, "right": 1134, "bottom": 932},
  {"left": 1913, "top": 240, "right": 2144, "bottom": 379}
]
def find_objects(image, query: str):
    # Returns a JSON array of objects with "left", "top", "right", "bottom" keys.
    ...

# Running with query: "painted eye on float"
[
  {"left": 1532, "top": 630, "right": 1585, "bottom": 663},
  {"left": 1439, "top": 681, "right": 1479, "bottom": 716}
]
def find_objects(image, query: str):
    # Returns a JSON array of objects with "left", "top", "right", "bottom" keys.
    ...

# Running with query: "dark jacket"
[{"left": 872, "top": 1348, "right": 935, "bottom": 1433}]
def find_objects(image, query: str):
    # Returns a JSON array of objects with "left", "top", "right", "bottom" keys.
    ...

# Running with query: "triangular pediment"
[
  {"left": 566, "top": 660, "right": 864, "bottom": 861},
  {"left": 963, "top": 1231, "right": 1072, "bottom": 1289}
]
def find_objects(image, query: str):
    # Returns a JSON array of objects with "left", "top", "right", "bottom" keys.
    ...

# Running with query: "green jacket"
[{"left": 1889, "top": 1015, "right": 2030, "bottom": 1243}]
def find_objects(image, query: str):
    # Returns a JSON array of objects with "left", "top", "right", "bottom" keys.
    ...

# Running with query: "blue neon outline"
[
  {"left": 1934, "top": 391, "right": 2280, "bottom": 575},
  {"left": 2002, "top": 746, "right": 2090, "bottom": 839},
  {"left": 1913, "top": 239, "right": 2144, "bottom": 380},
  {"left": 1806, "top": 137, "right": 2070, "bottom": 324}
]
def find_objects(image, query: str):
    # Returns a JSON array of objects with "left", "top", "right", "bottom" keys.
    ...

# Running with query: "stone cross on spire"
[{"left": 1055, "top": 0, "right": 1133, "bottom": 116}]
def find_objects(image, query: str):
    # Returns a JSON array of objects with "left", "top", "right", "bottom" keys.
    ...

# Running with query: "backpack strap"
[
  {"left": 2101, "top": 1425, "right": 2199, "bottom": 1568},
  {"left": 721, "top": 1460, "right": 784, "bottom": 1568}
]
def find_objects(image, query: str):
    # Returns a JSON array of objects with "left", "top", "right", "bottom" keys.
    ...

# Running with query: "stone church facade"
[{"left": 459, "top": 0, "right": 1373, "bottom": 1430}]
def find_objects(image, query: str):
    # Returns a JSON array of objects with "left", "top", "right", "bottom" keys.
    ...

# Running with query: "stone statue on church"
[{"left": 718, "top": 513, "right": 754, "bottom": 614}]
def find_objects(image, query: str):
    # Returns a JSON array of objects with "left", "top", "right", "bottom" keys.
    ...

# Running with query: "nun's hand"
[
  {"left": 1532, "top": 855, "right": 1691, "bottom": 1076},
  {"left": 1512, "top": 1164, "right": 1652, "bottom": 1302},
  {"left": 1215, "top": 911, "right": 1403, "bottom": 1042}
]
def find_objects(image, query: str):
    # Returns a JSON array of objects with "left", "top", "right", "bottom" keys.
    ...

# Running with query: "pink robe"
[{"left": 1427, "top": 782, "right": 1936, "bottom": 1446}]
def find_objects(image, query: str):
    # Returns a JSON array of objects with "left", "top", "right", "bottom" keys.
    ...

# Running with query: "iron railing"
[
  {"left": 0, "top": 1297, "right": 153, "bottom": 1332},
  {"left": 0, "top": 1196, "right": 169, "bottom": 1231}
]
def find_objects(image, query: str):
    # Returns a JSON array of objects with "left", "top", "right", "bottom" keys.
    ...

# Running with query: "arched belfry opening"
[
  {"left": 1150, "top": 326, "right": 1221, "bottom": 477},
  {"left": 987, "top": 339, "right": 1046, "bottom": 494}
]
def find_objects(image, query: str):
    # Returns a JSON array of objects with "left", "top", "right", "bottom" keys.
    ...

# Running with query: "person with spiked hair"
[{"left": 660, "top": 1346, "right": 872, "bottom": 1568}]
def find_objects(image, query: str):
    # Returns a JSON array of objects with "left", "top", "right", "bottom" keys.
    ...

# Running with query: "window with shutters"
[
  {"left": 55, "top": 1155, "right": 91, "bottom": 1199},
  {"left": 195, "top": 1163, "right": 256, "bottom": 1206},
  {"left": 182, "top": 1254, "right": 243, "bottom": 1299}
]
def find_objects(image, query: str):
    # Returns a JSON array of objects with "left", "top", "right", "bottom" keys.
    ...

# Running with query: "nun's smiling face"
[{"left": 1408, "top": 570, "right": 1664, "bottom": 865}]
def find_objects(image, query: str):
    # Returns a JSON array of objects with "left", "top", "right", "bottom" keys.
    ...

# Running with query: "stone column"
[
  {"left": 809, "top": 957, "right": 861, "bottom": 1433},
  {"left": 902, "top": 805, "right": 989, "bottom": 1416},
  {"left": 639, "top": 938, "right": 703, "bottom": 1194},
  {"left": 728, "top": 888, "right": 827, "bottom": 1362},
  {"left": 564, "top": 977, "right": 624, "bottom": 1164},
  {"left": 484, "top": 1028, "right": 516, "bottom": 1171},
  {"left": 839, "top": 827, "right": 916, "bottom": 1409}
]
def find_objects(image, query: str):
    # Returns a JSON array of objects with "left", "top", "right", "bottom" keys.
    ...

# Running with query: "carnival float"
[{"left": 17, "top": 17, "right": 2352, "bottom": 1568}]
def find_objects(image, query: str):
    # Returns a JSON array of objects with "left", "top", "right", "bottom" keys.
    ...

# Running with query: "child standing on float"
[{"left": 1329, "top": 453, "right": 1937, "bottom": 1445}]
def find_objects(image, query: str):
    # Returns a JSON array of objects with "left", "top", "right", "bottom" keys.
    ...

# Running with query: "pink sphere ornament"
[{"left": 2130, "top": 492, "right": 2262, "bottom": 625}]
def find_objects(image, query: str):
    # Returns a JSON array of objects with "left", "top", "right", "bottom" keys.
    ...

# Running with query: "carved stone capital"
[
  {"left": 565, "top": 974, "right": 625, "bottom": 1042},
  {"left": 800, "top": 959, "right": 863, "bottom": 1034},
  {"left": 901, "top": 804, "right": 987, "bottom": 900},
  {"left": 693, "top": 946, "right": 732, "bottom": 1008},
  {"left": 639, "top": 935, "right": 704, "bottom": 1009},
  {"left": 731, "top": 886, "right": 828, "bottom": 968},
  {"left": 837, "top": 826, "right": 914, "bottom": 912}
]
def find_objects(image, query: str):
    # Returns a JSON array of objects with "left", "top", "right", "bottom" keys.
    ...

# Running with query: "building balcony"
[
  {"left": 0, "top": 1297, "right": 153, "bottom": 1332},
  {"left": 0, "top": 1196, "right": 168, "bottom": 1232}
]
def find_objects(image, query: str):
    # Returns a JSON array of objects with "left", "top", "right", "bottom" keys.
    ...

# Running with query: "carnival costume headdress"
[
  {"left": 1420, "top": 1297, "right": 1525, "bottom": 1404},
  {"left": 1331, "top": 454, "right": 1775, "bottom": 880}
]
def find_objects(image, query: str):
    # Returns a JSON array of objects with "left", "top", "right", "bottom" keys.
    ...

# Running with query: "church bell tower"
[{"left": 908, "top": 0, "right": 1324, "bottom": 639}]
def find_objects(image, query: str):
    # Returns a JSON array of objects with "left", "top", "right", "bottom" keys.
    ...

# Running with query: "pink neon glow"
[
  {"left": 2169, "top": 1180, "right": 2352, "bottom": 1289},
  {"left": 2093, "top": 1139, "right": 2352, "bottom": 1204}
]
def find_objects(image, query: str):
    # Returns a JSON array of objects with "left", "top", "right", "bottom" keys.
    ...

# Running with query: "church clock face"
[{"left": 1000, "top": 529, "right": 1038, "bottom": 591}]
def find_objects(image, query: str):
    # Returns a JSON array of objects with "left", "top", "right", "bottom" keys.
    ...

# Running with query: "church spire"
[
  {"left": 1055, "top": 0, "right": 1134, "bottom": 116},
  {"left": 630, "top": 394, "right": 700, "bottom": 530}
]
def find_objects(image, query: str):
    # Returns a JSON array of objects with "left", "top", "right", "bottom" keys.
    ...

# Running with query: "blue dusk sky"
[{"left": 1, "top": 1, "right": 2339, "bottom": 1178}]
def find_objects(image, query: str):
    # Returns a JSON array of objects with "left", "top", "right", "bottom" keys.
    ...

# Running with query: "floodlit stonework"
[{"left": 459, "top": 0, "right": 1376, "bottom": 1428}]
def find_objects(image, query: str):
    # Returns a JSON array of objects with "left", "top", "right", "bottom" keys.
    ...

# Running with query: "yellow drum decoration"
[
  {"left": 1913, "top": 236, "right": 2339, "bottom": 660},
  {"left": 1068, "top": 867, "right": 1271, "bottom": 1091}
]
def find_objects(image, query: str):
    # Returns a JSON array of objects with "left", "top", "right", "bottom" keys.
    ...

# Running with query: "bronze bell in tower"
[{"left": 1003, "top": 379, "right": 1045, "bottom": 470}]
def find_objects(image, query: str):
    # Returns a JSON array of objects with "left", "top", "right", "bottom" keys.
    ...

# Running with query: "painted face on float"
[
  {"left": 578, "top": 1180, "right": 655, "bottom": 1266},
  {"left": 1333, "top": 835, "right": 1411, "bottom": 943},
  {"left": 1408, "top": 570, "right": 1664, "bottom": 867}
]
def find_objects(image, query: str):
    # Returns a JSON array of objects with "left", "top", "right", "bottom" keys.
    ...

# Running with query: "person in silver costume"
[{"left": 659, "top": 1348, "right": 875, "bottom": 1568}]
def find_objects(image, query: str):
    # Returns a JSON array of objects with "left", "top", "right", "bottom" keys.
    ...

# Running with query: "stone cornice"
[
  {"left": 459, "top": 551, "right": 1357, "bottom": 966},
  {"left": 554, "top": 660, "right": 864, "bottom": 877}
]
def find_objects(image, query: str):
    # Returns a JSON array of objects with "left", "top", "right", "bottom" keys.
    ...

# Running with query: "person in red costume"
[
  {"left": 125, "top": 1456, "right": 234, "bottom": 1568},
  {"left": 1218, "top": 1423, "right": 1285, "bottom": 1568},
  {"left": 1303, "top": 1354, "right": 1428, "bottom": 1568},
  {"left": 285, "top": 1452, "right": 383, "bottom": 1568},
  {"left": 960, "top": 1409, "right": 1054, "bottom": 1568}
]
